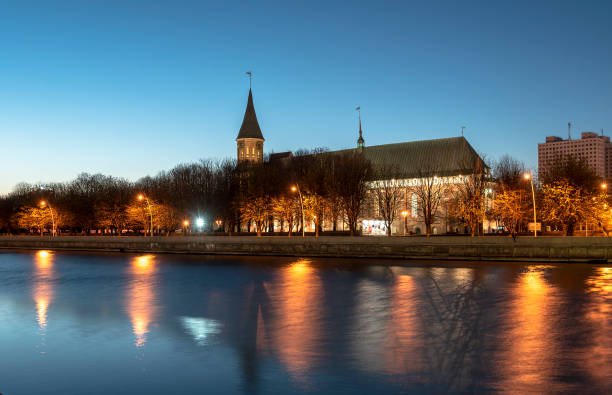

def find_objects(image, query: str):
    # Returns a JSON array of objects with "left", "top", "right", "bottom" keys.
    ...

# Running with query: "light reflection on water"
[
  {"left": 269, "top": 260, "right": 324, "bottom": 383},
  {"left": 33, "top": 250, "right": 54, "bottom": 331},
  {"left": 0, "top": 251, "right": 611, "bottom": 394},
  {"left": 584, "top": 267, "right": 612, "bottom": 386},
  {"left": 496, "top": 266, "right": 560, "bottom": 392},
  {"left": 125, "top": 254, "right": 159, "bottom": 347}
]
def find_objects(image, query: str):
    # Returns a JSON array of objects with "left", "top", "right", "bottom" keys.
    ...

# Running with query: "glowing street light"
[
  {"left": 401, "top": 210, "right": 408, "bottom": 236},
  {"left": 291, "top": 184, "right": 305, "bottom": 237},
  {"left": 39, "top": 200, "right": 56, "bottom": 237},
  {"left": 137, "top": 194, "right": 154, "bottom": 236},
  {"left": 524, "top": 172, "right": 537, "bottom": 237},
  {"left": 196, "top": 218, "right": 204, "bottom": 228}
]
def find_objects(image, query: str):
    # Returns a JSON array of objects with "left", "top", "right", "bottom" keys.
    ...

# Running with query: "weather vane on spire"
[
  {"left": 461, "top": 126, "right": 466, "bottom": 137},
  {"left": 246, "top": 71, "right": 252, "bottom": 89}
]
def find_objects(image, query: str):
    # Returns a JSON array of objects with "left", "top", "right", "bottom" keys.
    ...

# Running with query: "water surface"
[{"left": 0, "top": 250, "right": 611, "bottom": 394}]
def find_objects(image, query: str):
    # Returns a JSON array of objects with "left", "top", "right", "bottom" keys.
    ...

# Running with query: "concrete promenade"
[{"left": 1, "top": 235, "right": 612, "bottom": 262}]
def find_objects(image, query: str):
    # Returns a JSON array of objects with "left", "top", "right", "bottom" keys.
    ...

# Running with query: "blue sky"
[{"left": 2, "top": 0, "right": 611, "bottom": 193}]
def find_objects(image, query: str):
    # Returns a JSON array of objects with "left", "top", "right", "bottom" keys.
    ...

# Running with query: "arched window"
[{"left": 411, "top": 194, "right": 418, "bottom": 218}]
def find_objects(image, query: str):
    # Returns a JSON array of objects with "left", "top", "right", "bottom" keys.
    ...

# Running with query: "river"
[{"left": 0, "top": 250, "right": 610, "bottom": 394}]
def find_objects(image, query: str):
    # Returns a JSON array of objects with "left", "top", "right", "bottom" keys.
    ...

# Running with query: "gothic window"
[{"left": 411, "top": 194, "right": 418, "bottom": 218}]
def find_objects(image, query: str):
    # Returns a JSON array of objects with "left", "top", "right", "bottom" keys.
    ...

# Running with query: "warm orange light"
[
  {"left": 34, "top": 250, "right": 54, "bottom": 331},
  {"left": 40, "top": 201, "right": 46, "bottom": 207},
  {"left": 137, "top": 194, "right": 144, "bottom": 201},
  {"left": 183, "top": 220, "right": 189, "bottom": 226},
  {"left": 524, "top": 173, "right": 531, "bottom": 180},
  {"left": 128, "top": 255, "right": 158, "bottom": 347},
  {"left": 291, "top": 186, "right": 297, "bottom": 192},
  {"left": 134, "top": 255, "right": 154, "bottom": 270},
  {"left": 602, "top": 183, "right": 607, "bottom": 189},
  {"left": 401, "top": 210, "right": 408, "bottom": 217}
]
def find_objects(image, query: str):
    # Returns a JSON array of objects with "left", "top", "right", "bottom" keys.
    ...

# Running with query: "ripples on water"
[{"left": 0, "top": 251, "right": 611, "bottom": 394}]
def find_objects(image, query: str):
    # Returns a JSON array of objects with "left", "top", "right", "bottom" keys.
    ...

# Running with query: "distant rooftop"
[{"left": 544, "top": 131, "right": 609, "bottom": 143}]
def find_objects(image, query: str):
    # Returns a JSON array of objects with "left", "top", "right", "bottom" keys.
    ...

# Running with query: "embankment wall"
[{"left": 1, "top": 235, "right": 612, "bottom": 262}]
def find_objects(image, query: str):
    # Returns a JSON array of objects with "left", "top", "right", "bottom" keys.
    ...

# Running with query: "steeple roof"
[
  {"left": 236, "top": 89, "right": 264, "bottom": 140},
  {"left": 357, "top": 117, "right": 365, "bottom": 147}
]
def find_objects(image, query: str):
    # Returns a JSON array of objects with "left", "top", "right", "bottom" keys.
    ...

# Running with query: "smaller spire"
[{"left": 356, "top": 106, "right": 365, "bottom": 148}]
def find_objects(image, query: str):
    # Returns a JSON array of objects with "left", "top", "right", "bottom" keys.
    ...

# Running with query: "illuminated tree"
[
  {"left": 540, "top": 154, "right": 604, "bottom": 235},
  {"left": 13, "top": 205, "right": 68, "bottom": 236},
  {"left": 492, "top": 190, "right": 529, "bottom": 238},
  {"left": 271, "top": 195, "right": 297, "bottom": 236},
  {"left": 540, "top": 181, "right": 588, "bottom": 235},
  {"left": 126, "top": 200, "right": 177, "bottom": 236},
  {"left": 239, "top": 196, "right": 271, "bottom": 236},
  {"left": 453, "top": 159, "right": 489, "bottom": 237}
]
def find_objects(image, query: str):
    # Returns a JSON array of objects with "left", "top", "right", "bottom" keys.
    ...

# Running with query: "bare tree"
[
  {"left": 369, "top": 165, "right": 404, "bottom": 236},
  {"left": 333, "top": 151, "right": 372, "bottom": 236},
  {"left": 453, "top": 159, "right": 489, "bottom": 237},
  {"left": 411, "top": 163, "right": 446, "bottom": 237}
]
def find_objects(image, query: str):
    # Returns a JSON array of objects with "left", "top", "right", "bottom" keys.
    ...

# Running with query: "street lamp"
[
  {"left": 40, "top": 201, "right": 56, "bottom": 237},
  {"left": 524, "top": 173, "right": 537, "bottom": 237},
  {"left": 401, "top": 210, "right": 408, "bottom": 236},
  {"left": 291, "top": 185, "right": 305, "bottom": 237},
  {"left": 183, "top": 220, "right": 190, "bottom": 236},
  {"left": 137, "top": 194, "right": 153, "bottom": 236}
]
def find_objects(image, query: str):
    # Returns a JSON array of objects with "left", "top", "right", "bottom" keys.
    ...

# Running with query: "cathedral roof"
[
  {"left": 332, "top": 136, "right": 484, "bottom": 178},
  {"left": 236, "top": 89, "right": 264, "bottom": 140}
]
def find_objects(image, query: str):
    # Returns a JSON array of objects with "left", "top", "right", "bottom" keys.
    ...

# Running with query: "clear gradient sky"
[{"left": 2, "top": 1, "right": 611, "bottom": 193}]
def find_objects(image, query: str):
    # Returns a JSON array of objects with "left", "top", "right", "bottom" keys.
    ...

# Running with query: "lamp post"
[
  {"left": 601, "top": 183, "right": 608, "bottom": 236},
  {"left": 524, "top": 173, "right": 537, "bottom": 237},
  {"left": 183, "top": 220, "right": 190, "bottom": 236},
  {"left": 401, "top": 210, "right": 408, "bottom": 236},
  {"left": 137, "top": 194, "right": 153, "bottom": 236},
  {"left": 291, "top": 185, "right": 305, "bottom": 237},
  {"left": 39, "top": 201, "right": 56, "bottom": 237}
]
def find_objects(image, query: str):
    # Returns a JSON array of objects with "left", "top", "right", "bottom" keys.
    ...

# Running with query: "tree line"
[
  {"left": 0, "top": 150, "right": 374, "bottom": 236},
  {"left": 490, "top": 154, "right": 610, "bottom": 237},
  {"left": 0, "top": 149, "right": 606, "bottom": 237}
]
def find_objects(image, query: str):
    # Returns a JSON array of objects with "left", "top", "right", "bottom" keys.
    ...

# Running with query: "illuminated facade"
[
  {"left": 338, "top": 136, "right": 488, "bottom": 235},
  {"left": 234, "top": 87, "right": 487, "bottom": 234}
]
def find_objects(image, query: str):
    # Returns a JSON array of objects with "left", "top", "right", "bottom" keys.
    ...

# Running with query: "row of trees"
[
  {"left": 491, "top": 155, "right": 610, "bottom": 237},
  {"left": 1, "top": 148, "right": 606, "bottom": 237},
  {"left": 0, "top": 150, "right": 376, "bottom": 236}
]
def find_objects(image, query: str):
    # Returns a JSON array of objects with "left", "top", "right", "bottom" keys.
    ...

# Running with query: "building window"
[{"left": 411, "top": 194, "right": 418, "bottom": 218}]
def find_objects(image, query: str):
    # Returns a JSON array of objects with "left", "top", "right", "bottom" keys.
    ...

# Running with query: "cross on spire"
[{"left": 246, "top": 71, "right": 252, "bottom": 90}]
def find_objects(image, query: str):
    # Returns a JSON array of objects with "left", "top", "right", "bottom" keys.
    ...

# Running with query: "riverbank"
[{"left": 1, "top": 235, "right": 612, "bottom": 262}]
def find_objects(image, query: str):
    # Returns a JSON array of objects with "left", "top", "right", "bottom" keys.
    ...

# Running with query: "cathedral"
[{"left": 234, "top": 87, "right": 491, "bottom": 235}]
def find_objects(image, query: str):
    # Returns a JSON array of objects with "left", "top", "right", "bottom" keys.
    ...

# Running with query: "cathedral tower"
[{"left": 236, "top": 88, "right": 264, "bottom": 163}]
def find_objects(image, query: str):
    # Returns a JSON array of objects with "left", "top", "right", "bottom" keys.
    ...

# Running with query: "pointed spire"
[
  {"left": 356, "top": 106, "right": 365, "bottom": 148},
  {"left": 236, "top": 88, "right": 264, "bottom": 140}
]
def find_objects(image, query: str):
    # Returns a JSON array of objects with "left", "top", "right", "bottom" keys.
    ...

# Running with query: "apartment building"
[{"left": 538, "top": 131, "right": 610, "bottom": 180}]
